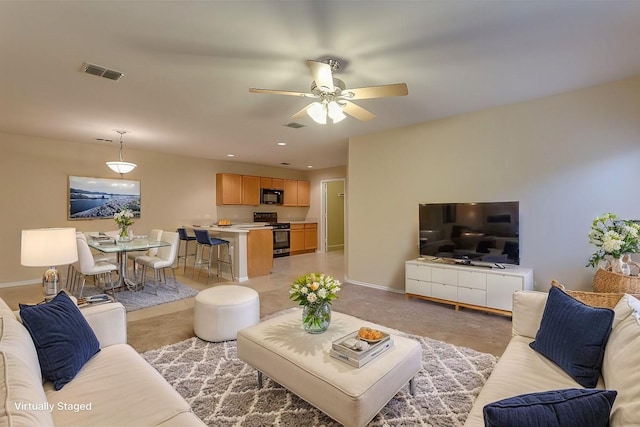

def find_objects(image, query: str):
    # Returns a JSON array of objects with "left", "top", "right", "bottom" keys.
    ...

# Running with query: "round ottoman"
[{"left": 194, "top": 285, "right": 260, "bottom": 342}]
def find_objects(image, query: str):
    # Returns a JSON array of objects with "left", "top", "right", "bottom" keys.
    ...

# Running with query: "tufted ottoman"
[
  {"left": 193, "top": 285, "right": 260, "bottom": 342},
  {"left": 237, "top": 309, "right": 421, "bottom": 427}
]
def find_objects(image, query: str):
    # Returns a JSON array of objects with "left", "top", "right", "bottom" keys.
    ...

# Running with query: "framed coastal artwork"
[{"left": 68, "top": 176, "right": 141, "bottom": 220}]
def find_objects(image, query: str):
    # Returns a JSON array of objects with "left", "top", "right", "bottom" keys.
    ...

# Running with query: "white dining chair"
[
  {"left": 127, "top": 229, "right": 163, "bottom": 276},
  {"left": 67, "top": 237, "right": 118, "bottom": 300},
  {"left": 135, "top": 231, "right": 179, "bottom": 295}
]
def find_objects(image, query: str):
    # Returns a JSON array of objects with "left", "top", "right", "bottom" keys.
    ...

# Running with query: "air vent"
[
  {"left": 82, "top": 62, "right": 124, "bottom": 81},
  {"left": 280, "top": 162, "right": 291, "bottom": 166},
  {"left": 95, "top": 137, "right": 113, "bottom": 142},
  {"left": 283, "top": 122, "right": 305, "bottom": 129}
]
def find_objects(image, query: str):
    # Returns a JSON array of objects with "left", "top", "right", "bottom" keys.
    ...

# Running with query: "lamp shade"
[
  {"left": 106, "top": 161, "right": 137, "bottom": 174},
  {"left": 21, "top": 228, "right": 78, "bottom": 267}
]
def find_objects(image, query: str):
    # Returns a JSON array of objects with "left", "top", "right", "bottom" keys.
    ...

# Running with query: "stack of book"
[{"left": 330, "top": 330, "right": 394, "bottom": 368}]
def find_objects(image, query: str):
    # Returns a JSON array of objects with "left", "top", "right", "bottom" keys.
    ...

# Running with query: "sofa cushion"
[
  {"left": 602, "top": 294, "right": 640, "bottom": 426},
  {"left": 19, "top": 292, "right": 100, "bottom": 390},
  {"left": 529, "top": 286, "right": 614, "bottom": 388},
  {"left": 0, "top": 316, "right": 55, "bottom": 426},
  {"left": 45, "top": 344, "right": 197, "bottom": 426},
  {"left": 483, "top": 388, "right": 617, "bottom": 427}
]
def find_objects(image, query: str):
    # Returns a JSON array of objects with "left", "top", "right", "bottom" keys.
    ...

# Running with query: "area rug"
[
  {"left": 83, "top": 279, "right": 198, "bottom": 312},
  {"left": 142, "top": 320, "right": 497, "bottom": 426}
]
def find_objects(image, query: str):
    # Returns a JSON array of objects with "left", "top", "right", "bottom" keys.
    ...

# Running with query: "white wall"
[{"left": 347, "top": 76, "right": 640, "bottom": 292}]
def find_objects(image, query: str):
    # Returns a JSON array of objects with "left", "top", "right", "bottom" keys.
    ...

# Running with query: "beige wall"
[
  {"left": 0, "top": 132, "right": 343, "bottom": 285},
  {"left": 347, "top": 75, "right": 640, "bottom": 292}
]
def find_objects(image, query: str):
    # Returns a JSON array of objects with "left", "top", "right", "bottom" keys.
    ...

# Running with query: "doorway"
[{"left": 321, "top": 179, "right": 345, "bottom": 252}]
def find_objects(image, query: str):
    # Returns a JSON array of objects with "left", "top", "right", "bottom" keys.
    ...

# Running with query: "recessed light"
[
  {"left": 227, "top": 154, "right": 235, "bottom": 157},
  {"left": 277, "top": 142, "right": 287, "bottom": 146},
  {"left": 307, "top": 165, "right": 313, "bottom": 168}
]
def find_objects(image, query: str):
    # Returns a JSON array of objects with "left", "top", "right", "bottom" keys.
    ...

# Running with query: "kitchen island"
[{"left": 191, "top": 225, "right": 273, "bottom": 282}]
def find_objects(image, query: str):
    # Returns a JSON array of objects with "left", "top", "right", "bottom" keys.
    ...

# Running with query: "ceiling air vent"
[
  {"left": 283, "top": 122, "right": 305, "bottom": 129},
  {"left": 82, "top": 62, "right": 124, "bottom": 81}
]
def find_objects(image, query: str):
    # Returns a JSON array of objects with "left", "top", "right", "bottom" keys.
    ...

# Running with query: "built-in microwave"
[{"left": 260, "top": 188, "right": 284, "bottom": 205}]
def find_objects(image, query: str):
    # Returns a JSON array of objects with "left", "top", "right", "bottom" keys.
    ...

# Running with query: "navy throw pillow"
[
  {"left": 529, "top": 286, "right": 614, "bottom": 388},
  {"left": 483, "top": 388, "right": 617, "bottom": 427},
  {"left": 20, "top": 291, "right": 100, "bottom": 390}
]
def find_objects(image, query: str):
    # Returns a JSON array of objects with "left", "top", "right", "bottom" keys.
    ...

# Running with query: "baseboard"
[
  {"left": 0, "top": 279, "right": 40, "bottom": 288},
  {"left": 345, "top": 278, "right": 404, "bottom": 294}
]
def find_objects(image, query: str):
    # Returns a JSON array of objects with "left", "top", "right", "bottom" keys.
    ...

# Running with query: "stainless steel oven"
[
  {"left": 272, "top": 224, "right": 290, "bottom": 257},
  {"left": 254, "top": 212, "right": 290, "bottom": 257}
]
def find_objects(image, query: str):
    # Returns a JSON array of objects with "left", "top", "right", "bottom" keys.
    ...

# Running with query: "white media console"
[{"left": 405, "top": 258, "right": 533, "bottom": 315}]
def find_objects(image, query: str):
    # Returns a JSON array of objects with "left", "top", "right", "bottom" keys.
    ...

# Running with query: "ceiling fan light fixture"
[
  {"left": 106, "top": 130, "right": 137, "bottom": 175},
  {"left": 327, "top": 101, "right": 346, "bottom": 123},
  {"left": 307, "top": 102, "right": 327, "bottom": 124}
]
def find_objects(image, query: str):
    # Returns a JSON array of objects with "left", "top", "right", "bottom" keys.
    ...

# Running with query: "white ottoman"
[{"left": 194, "top": 285, "right": 260, "bottom": 342}]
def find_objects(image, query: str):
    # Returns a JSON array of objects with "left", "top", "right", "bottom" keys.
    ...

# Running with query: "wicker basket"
[
  {"left": 592, "top": 268, "right": 640, "bottom": 294},
  {"left": 551, "top": 280, "right": 628, "bottom": 309}
]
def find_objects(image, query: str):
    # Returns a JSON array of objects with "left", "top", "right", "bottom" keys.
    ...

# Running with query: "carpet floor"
[
  {"left": 83, "top": 279, "right": 198, "bottom": 311},
  {"left": 142, "top": 319, "right": 497, "bottom": 426}
]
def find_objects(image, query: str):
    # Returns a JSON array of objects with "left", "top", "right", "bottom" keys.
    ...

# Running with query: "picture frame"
[{"left": 68, "top": 175, "right": 141, "bottom": 220}]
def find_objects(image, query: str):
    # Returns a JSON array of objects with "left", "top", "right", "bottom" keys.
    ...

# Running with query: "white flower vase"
[{"left": 609, "top": 256, "right": 631, "bottom": 276}]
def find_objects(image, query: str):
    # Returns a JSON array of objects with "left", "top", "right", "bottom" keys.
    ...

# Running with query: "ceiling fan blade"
[
  {"left": 291, "top": 104, "right": 311, "bottom": 120},
  {"left": 342, "top": 83, "right": 408, "bottom": 100},
  {"left": 307, "top": 60, "right": 334, "bottom": 92},
  {"left": 342, "top": 101, "right": 376, "bottom": 122},
  {"left": 249, "top": 88, "right": 317, "bottom": 98}
]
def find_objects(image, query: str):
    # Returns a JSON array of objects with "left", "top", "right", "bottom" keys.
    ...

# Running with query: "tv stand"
[{"left": 405, "top": 258, "right": 533, "bottom": 316}]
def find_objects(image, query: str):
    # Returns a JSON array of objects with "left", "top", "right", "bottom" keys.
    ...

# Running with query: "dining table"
[{"left": 87, "top": 236, "right": 170, "bottom": 291}]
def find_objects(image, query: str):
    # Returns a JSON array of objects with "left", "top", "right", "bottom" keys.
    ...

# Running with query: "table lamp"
[{"left": 21, "top": 228, "right": 78, "bottom": 301}]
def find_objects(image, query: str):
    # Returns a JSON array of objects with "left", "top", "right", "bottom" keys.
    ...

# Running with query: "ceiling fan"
[{"left": 249, "top": 59, "right": 408, "bottom": 124}]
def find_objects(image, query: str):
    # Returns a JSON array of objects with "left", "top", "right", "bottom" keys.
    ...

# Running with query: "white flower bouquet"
[
  {"left": 114, "top": 209, "right": 135, "bottom": 239},
  {"left": 289, "top": 272, "right": 341, "bottom": 306},
  {"left": 587, "top": 213, "right": 640, "bottom": 269}
]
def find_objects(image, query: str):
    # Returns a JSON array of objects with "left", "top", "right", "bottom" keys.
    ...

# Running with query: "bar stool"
[
  {"left": 193, "top": 229, "right": 234, "bottom": 283},
  {"left": 176, "top": 227, "right": 197, "bottom": 274}
]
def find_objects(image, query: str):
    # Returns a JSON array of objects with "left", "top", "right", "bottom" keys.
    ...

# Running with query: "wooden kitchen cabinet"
[
  {"left": 290, "top": 224, "right": 305, "bottom": 253},
  {"left": 260, "top": 177, "right": 283, "bottom": 189},
  {"left": 283, "top": 179, "right": 310, "bottom": 207},
  {"left": 297, "top": 180, "right": 310, "bottom": 206},
  {"left": 304, "top": 223, "right": 317, "bottom": 250},
  {"left": 291, "top": 223, "right": 317, "bottom": 255},
  {"left": 242, "top": 175, "right": 260, "bottom": 205},
  {"left": 216, "top": 173, "right": 242, "bottom": 205},
  {"left": 247, "top": 228, "right": 273, "bottom": 277},
  {"left": 283, "top": 179, "right": 299, "bottom": 206}
]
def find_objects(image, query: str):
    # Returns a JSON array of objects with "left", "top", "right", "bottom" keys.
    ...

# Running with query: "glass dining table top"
[{"left": 87, "top": 237, "right": 170, "bottom": 253}]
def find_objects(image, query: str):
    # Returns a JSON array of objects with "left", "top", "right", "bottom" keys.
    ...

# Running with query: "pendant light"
[{"left": 106, "top": 130, "right": 136, "bottom": 175}]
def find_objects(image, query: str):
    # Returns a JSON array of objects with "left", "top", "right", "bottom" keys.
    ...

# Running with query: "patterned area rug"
[
  {"left": 83, "top": 279, "right": 198, "bottom": 312},
  {"left": 142, "top": 319, "right": 497, "bottom": 426}
]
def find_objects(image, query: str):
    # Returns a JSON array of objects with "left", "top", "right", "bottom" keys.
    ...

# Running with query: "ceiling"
[{"left": 2, "top": 1, "right": 640, "bottom": 170}]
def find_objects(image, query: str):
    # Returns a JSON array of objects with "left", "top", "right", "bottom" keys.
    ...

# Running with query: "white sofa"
[
  {"left": 464, "top": 290, "right": 640, "bottom": 426},
  {"left": 0, "top": 296, "right": 205, "bottom": 426}
]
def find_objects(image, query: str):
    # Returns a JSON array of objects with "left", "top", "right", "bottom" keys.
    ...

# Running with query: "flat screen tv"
[{"left": 419, "top": 201, "right": 520, "bottom": 265}]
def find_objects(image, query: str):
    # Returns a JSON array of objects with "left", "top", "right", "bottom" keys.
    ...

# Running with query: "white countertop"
[{"left": 191, "top": 224, "right": 272, "bottom": 233}]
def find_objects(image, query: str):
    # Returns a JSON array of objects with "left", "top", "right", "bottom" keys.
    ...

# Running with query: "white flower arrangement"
[
  {"left": 289, "top": 273, "right": 341, "bottom": 307},
  {"left": 587, "top": 213, "right": 640, "bottom": 268},
  {"left": 114, "top": 209, "right": 135, "bottom": 238}
]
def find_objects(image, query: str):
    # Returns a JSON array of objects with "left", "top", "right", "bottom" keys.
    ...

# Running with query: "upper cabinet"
[
  {"left": 216, "top": 173, "right": 242, "bottom": 205},
  {"left": 260, "top": 177, "right": 283, "bottom": 189},
  {"left": 283, "top": 179, "right": 310, "bottom": 207},
  {"left": 297, "top": 180, "right": 310, "bottom": 207},
  {"left": 216, "top": 173, "right": 259, "bottom": 206},
  {"left": 217, "top": 173, "right": 309, "bottom": 207},
  {"left": 242, "top": 175, "right": 260, "bottom": 205}
]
